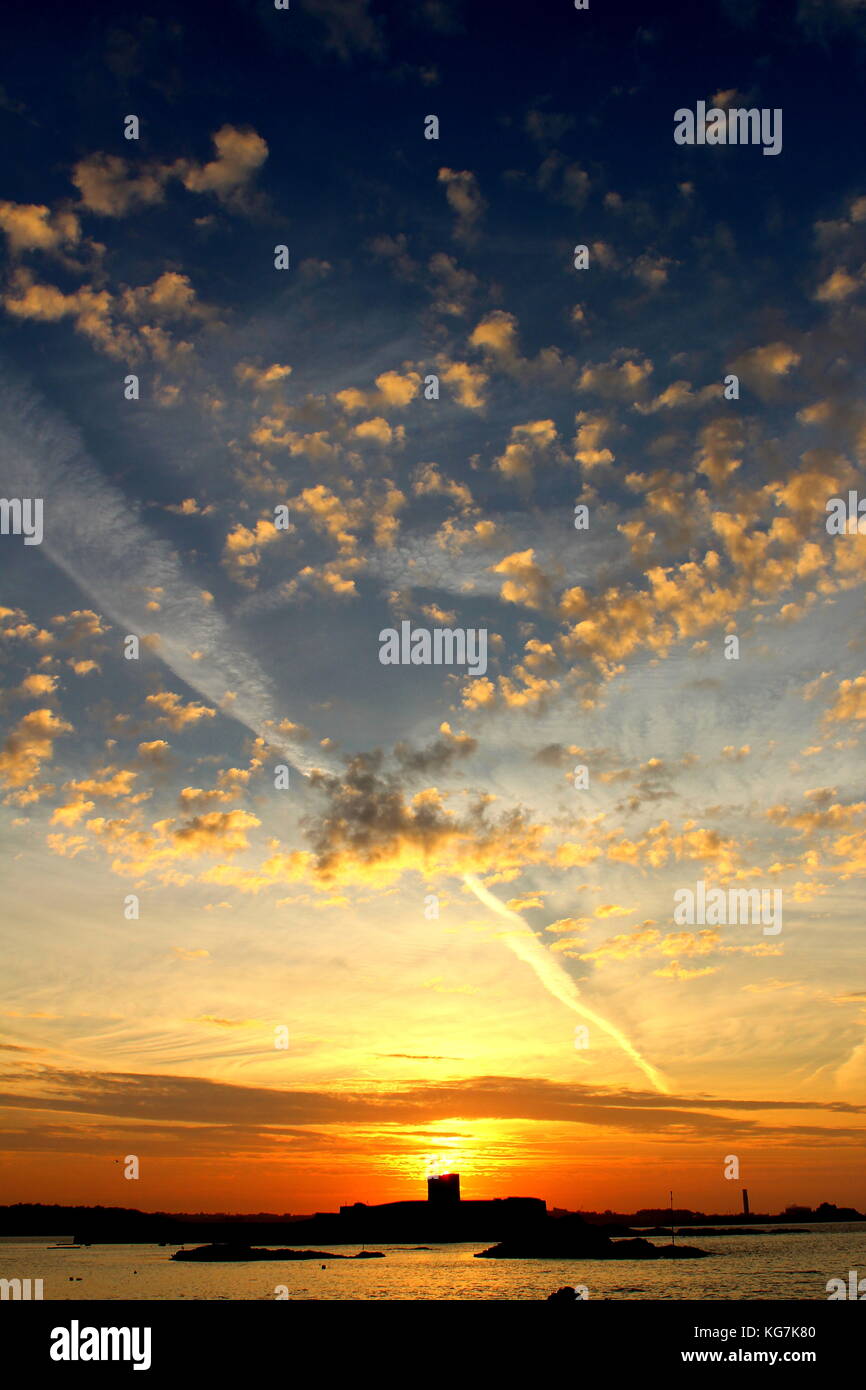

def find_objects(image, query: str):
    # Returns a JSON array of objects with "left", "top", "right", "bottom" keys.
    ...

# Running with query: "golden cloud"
[
  {"left": 0, "top": 708, "right": 72, "bottom": 790},
  {"left": 144, "top": 691, "right": 217, "bottom": 730}
]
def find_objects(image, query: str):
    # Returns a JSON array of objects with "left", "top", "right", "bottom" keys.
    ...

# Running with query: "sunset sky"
[{"left": 2, "top": 0, "right": 866, "bottom": 1217}]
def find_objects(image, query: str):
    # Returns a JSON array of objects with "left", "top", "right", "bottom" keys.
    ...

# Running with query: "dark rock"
[{"left": 476, "top": 1231, "right": 708, "bottom": 1260}]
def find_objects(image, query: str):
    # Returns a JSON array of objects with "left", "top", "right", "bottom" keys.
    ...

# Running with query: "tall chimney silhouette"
[{"left": 742, "top": 1188, "right": 750, "bottom": 1217}]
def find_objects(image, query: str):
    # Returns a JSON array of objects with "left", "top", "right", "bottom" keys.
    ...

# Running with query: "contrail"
[
  {"left": 464, "top": 873, "right": 669, "bottom": 1094},
  {"left": 0, "top": 364, "right": 334, "bottom": 778}
]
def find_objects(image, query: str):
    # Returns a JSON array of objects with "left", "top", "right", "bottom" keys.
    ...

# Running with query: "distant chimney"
[{"left": 742, "top": 1188, "right": 750, "bottom": 1217}]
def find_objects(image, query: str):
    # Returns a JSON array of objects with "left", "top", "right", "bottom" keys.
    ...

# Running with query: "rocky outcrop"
[{"left": 476, "top": 1226, "right": 708, "bottom": 1260}]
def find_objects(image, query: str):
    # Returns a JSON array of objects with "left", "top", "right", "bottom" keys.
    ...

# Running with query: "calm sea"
[{"left": 2, "top": 1225, "right": 864, "bottom": 1301}]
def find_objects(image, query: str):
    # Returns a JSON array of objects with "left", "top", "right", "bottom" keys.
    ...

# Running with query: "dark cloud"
[
  {"left": 301, "top": 0, "right": 384, "bottom": 61},
  {"left": 375, "top": 1053, "right": 465, "bottom": 1060},
  {"left": 393, "top": 727, "right": 477, "bottom": 774},
  {"left": 2, "top": 1065, "right": 863, "bottom": 1147},
  {"left": 303, "top": 749, "right": 534, "bottom": 878}
]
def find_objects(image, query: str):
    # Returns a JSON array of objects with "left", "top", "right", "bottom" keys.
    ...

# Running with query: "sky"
[{"left": 1, "top": 0, "right": 866, "bottom": 1217}]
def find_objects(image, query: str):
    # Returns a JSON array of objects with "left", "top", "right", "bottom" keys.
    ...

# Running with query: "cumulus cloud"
[
  {"left": 573, "top": 411, "right": 616, "bottom": 467},
  {"left": 438, "top": 167, "right": 486, "bottom": 243},
  {"left": 0, "top": 708, "right": 72, "bottom": 790},
  {"left": 235, "top": 362, "right": 293, "bottom": 391},
  {"left": 578, "top": 350, "right": 654, "bottom": 402},
  {"left": 823, "top": 673, "right": 866, "bottom": 725},
  {"left": 732, "top": 341, "right": 801, "bottom": 393},
  {"left": 814, "top": 266, "right": 866, "bottom": 302},
  {"left": 2, "top": 267, "right": 214, "bottom": 364},
  {"left": 493, "top": 420, "right": 559, "bottom": 484},
  {"left": 469, "top": 309, "right": 518, "bottom": 361},
  {"left": 536, "top": 152, "right": 590, "bottom": 209},
  {"left": 145, "top": 691, "right": 217, "bottom": 731},
  {"left": 0, "top": 201, "right": 81, "bottom": 256},
  {"left": 72, "top": 153, "right": 174, "bottom": 216},
  {"left": 180, "top": 125, "right": 268, "bottom": 209},
  {"left": 435, "top": 356, "right": 488, "bottom": 408},
  {"left": 222, "top": 517, "right": 283, "bottom": 587},
  {"left": 491, "top": 549, "right": 555, "bottom": 610},
  {"left": 336, "top": 369, "right": 420, "bottom": 413},
  {"left": 71, "top": 124, "right": 268, "bottom": 217}
]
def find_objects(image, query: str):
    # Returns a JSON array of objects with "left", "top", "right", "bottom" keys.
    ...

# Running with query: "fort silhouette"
[{"left": 334, "top": 1171, "right": 545, "bottom": 1242}]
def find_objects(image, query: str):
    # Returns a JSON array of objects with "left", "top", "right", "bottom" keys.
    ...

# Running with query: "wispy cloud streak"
[{"left": 464, "top": 873, "right": 669, "bottom": 1094}]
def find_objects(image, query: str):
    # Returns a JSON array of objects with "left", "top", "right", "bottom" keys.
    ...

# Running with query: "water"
[{"left": 2, "top": 1226, "right": 864, "bottom": 1300}]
